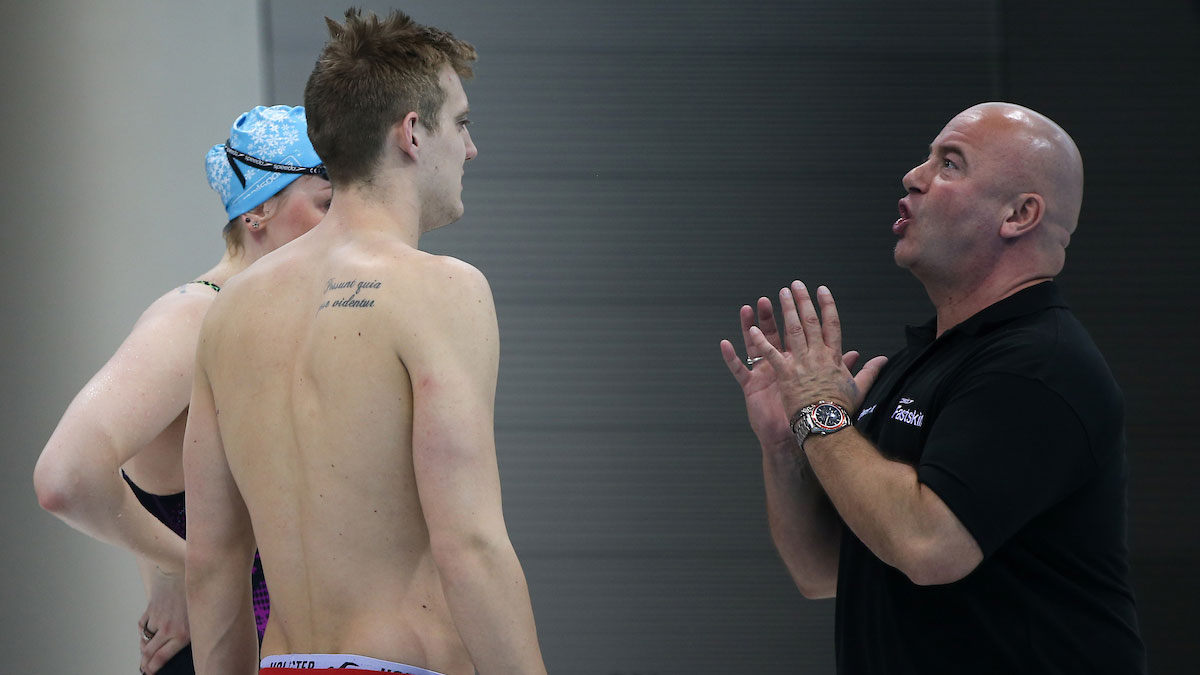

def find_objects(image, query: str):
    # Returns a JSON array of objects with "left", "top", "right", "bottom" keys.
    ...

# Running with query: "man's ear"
[
  {"left": 1000, "top": 193, "right": 1044, "bottom": 239},
  {"left": 393, "top": 111, "right": 421, "bottom": 162}
]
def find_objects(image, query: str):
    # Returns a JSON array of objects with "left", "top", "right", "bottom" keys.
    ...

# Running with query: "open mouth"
[{"left": 893, "top": 200, "right": 912, "bottom": 235}]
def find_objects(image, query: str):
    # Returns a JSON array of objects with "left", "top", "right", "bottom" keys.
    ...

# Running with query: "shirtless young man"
[
  {"left": 33, "top": 105, "right": 330, "bottom": 674},
  {"left": 182, "top": 10, "right": 547, "bottom": 675}
]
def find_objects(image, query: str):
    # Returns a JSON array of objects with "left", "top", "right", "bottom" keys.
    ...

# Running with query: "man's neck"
[
  {"left": 929, "top": 275, "right": 1052, "bottom": 338},
  {"left": 322, "top": 179, "right": 423, "bottom": 249}
]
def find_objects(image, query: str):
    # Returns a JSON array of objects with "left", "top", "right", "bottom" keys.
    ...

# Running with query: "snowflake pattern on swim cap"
[
  {"left": 205, "top": 105, "right": 322, "bottom": 221},
  {"left": 205, "top": 146, "right": 235, "bottom": 210}
]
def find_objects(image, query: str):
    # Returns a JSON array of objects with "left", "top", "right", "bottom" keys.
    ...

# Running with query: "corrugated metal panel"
[
  {"left": 264, "top": 2, "right": 1000, "bottom": 670},
  {"left": 263, "top": 1, "right": 1200, "bottom": 671}
]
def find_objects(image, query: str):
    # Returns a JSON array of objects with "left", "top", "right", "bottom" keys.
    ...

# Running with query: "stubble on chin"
[{"left": 893, "top": 242, "right": 915, "bottom": 270}]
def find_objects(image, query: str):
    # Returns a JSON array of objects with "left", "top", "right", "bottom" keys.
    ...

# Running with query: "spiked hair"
[{"left": 304, "top": 8, "right": 476, "bottom": 185}]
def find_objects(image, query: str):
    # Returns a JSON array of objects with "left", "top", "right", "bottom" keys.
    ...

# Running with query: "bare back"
[{"left": 200, "top": 224, "right": 495, "bottom": 672}]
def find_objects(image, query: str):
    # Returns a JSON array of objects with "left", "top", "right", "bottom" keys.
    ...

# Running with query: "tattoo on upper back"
[{"left": 317, "top": 277, "right": 382, "bottom": 312}]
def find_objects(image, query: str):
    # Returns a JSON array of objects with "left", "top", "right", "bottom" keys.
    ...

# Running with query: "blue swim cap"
[{"left": 205, "top": 105, "right": 324, "bottom": 221}]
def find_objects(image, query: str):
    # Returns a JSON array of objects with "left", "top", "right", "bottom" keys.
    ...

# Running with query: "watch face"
[{"left": 812, "top": 403, "right": 846, "bottom": 430}]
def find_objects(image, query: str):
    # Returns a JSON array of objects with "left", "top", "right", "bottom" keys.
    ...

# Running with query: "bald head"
[
  {"left": 897, "top": 102, "right": 1087, "bottom": 291},
  {"left": 960, "top": 102, "right": 1084, "bottom": 239},
  {"left": 895, "top": 103, "right": 1087, "bottom": 322}
]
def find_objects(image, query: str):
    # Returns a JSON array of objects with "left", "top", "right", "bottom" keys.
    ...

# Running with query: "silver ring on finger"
[
  {"left": 745, "top": 355, "right": 764, "bottom": 368},
  {"left": 142, "top": 626, "right": 156, "bottom": 641}
]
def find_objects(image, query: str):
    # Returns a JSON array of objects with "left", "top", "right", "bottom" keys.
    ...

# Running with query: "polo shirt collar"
[{"left": 905, "top": 280, "right": 1068, "bottom": 346}]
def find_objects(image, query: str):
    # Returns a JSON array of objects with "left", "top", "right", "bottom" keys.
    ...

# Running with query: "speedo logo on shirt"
[{"left": 891, "top": 398, "right": 925, "bottom": 427}]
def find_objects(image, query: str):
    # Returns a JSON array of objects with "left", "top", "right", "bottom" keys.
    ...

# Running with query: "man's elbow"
[
  {"left": 186, "top": 545, "right": 231, "bottom": 597},
  {"left": 429, "top": 529, "right": 514, "bottom": 578},
  {"left": 780, "top": 556, "right": 839, "bottom": 599},
  {"left": 895, "top": 539, "right": 981, "bottom": 586},
  {"left": 794, "top": 577, "right": 837, "bottom": 600}
]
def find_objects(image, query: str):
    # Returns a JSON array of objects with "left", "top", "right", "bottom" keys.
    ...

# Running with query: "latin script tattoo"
[{"left": 317, "top": 277, "right": 382, "bottom": 312}]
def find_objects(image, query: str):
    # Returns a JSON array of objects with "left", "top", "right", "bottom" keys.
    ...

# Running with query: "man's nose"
[
  {"left": 465, "top": 129, "right": 478, "bottom": 161},
  {"left": 902, "top": 160, "right": 929, "bottom": 194}
]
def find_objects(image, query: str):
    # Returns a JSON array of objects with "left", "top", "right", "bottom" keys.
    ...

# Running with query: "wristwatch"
[{"left": 791, "top": 400, "right": 852, "bottom": 447}]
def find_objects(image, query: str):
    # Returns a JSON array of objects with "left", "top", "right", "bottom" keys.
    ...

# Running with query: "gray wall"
[
  {"left": 1, "top": 1, "right": 265, "bottom": 671},
  {"left": 998, "top": 2, "right": 1200, "bottom": 669},
  {"left": 270, "top": 1, "right": 998, "bottom": 671},
  {"left": 3, "top": 0, "right": 1196, "bottom": 672}
]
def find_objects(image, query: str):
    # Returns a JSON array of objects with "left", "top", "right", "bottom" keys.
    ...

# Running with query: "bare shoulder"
[
  {"left": 193, "top": 262, "right": 282, "bottom": 365},
  {"left": 413, "top": 254, "right": 493, "bottom": 306},
  {"left": 81, "top": 280, "right": 217, "bottom": 409},
  {"left": 132, "top": 280, "right": 221, "bottom": 337},
  {"left": 352, "top": 243, "right": 494, "bottom": 316},
  {"left": 201, "top": 245, "right": 301, "bottom": 325},
  {"left": 382, "top": 252, "right": 497, "bottom": 362},
  {"left": 397, "top": 254, "right": 496, "bottom": 335},
  {"left": 214, "top": 247, "right": 287, "bottom": 299}
]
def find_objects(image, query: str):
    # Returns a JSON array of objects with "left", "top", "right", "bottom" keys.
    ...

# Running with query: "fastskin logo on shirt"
[{"left": 891, "top": 397, "right": 925, "bottom": 427}]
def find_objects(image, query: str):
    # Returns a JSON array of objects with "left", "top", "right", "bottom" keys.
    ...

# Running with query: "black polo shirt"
[{"left": 835, "top": 281, "right": 1145, "bottom": 674}]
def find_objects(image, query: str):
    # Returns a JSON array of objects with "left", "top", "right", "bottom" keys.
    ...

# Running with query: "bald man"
[{"left": 722, "top": 103, "right": 1145, "bottom": 673}]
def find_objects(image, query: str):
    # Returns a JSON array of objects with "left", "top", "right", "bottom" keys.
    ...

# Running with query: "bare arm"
[
  {"left": 183, "top": 335, "right": 258, "bottom": 675},
  {"left": 721, "top": 298, "right": 842, "bottom": 598},
  {"left": 408, "top": 260, "right": 546, "bottom": 674},
  {"left": 32, "top": 289, "right": 211, "bottom": 570},
  {"left": 761, "top": 443, "right": 843, "bottom": 598},
  {"left": 747, "top": 282, "right": 981, "bottom": 586},
  {"left": 799, "top": 429, "right": 981, "bottom": 585}
]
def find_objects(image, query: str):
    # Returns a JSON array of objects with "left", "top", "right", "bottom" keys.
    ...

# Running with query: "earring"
[
  {"left": 244, "top": 216, "right": 251, "bottom": 223},
  {"left": 251, "top": 221, "right": 261, "bottom": 230}
]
